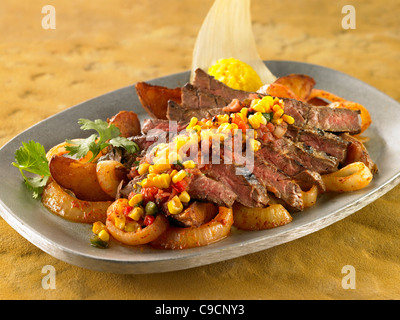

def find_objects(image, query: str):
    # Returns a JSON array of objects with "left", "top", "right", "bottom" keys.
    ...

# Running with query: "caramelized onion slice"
[
  {"left": 233, "top": 203, "right": 292, "bottom": 230},
  {"left": 151, "top": 207, "right": 233, "bottom": 250},
  {"left": 106, "top": 199, "right": 169, "bottom": 246},
  {"left": 301, "top": 185, "right": 319, "bottom": 208},
  {"left": 96, "top": 160, "right": 128, "bottom": 198},
  {"left": 321, "top": 162, "right": 373, "bottom": 193},
  {"left": 41, "top": 179, "right": 111, "bottom": 223}
]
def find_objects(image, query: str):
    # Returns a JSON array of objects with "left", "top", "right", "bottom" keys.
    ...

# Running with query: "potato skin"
[{"left": 49, "top": 155, "right": 114, "bottom": 202}]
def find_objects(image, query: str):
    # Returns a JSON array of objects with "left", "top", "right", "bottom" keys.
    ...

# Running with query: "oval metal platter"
[{"left": 1, "top": 60, "right": 399, "bottom": 274}]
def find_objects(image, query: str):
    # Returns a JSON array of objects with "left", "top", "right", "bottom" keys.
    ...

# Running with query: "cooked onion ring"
[
  {"left": 96, "top": 160, "right": 128, "bottom": 198},
  {"left": 321, "top": 162, "right": 373, "bottom": 193},
  {"left": 151, "top": 206, "right": 233, "bottom": 249},
  {"left": 233, "top": 203, "right": 292, "bottom": 230},
  {"left": 106, "top": 198, "right": 169, "bottom": 246},
  {"left": 41, "top": 178, "right": 111, "bottom": 223},
  {"left": 301, "top": 185, "right": 318, "bottom": 208}
]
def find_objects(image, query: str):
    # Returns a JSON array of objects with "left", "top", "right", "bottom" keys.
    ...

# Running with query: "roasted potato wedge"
[
  {"left": 135, "top": 82, "right": 182, "bottom": 120},
  {"left": 108, "top": 110, "right": 141, "bottom": 138},
  {"left": 273, "top": 74, "right": 316, "bottom": 101},
  {"left": 49, "top": 155, "right": 114, "bottom": 201},
  {"left": 258, "top": 83, "right": 299, "bottom": 100}
]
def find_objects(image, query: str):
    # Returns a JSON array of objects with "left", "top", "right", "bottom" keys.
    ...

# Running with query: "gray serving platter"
[{"left": 1, "top": 60, "right": 399, "bottom": 274}]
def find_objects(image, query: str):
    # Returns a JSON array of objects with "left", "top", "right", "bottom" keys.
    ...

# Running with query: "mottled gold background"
[{"left": 0, "top": 0, "right": 399, "bottom": 299}]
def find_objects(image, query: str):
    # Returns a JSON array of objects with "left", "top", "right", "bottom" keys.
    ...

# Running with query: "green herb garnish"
[
  {"left": 12, "top": 141, "right": 50, "bottom": 199},
  {"left": 65, "top": 118, "right": 139, "bottom": 162}
]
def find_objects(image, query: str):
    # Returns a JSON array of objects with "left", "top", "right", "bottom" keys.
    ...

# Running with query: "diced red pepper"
[
  {"left": 231, "top": 113, "right": 249, "bottom": 133},
  {"left": 144, "top": 215, "right": 155, "bottom": 226},
  {"left": 172, "top": 177, "right": 190, "bottom": 193},
  {"left": 141, "top": 187, "right": 159, "bottom": 203},
  {"left": 123, "top": 206, "right": 133, "bottom": 217}
]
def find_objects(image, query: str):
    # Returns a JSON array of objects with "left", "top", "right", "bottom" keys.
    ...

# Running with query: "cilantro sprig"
[
  {"left": 13, "top": 118, "right": 140, "bottom": 199},
  {"left": 12, "top": 141, "right": 50, "bottom": 199},
  {"left": 65, "top": 118, "right": 139, "bottom": 162}
]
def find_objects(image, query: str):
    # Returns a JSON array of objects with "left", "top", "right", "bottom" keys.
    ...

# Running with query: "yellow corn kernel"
[
  {"left": 168, "top": 151, "right": 182, "bottom": 164},
  {"left": 128, "top": 193, "right": 143, "bottom": 207},
  {"left": 167, "top": 196, "right": 183, "bottom": 215},
  {"left": 249, "top": 138, "right": 261, "bottom": 152},
  {"left": 250, "top": 98, "right": 261, "bottom": 109},
  {"left": 124, "top": 221, "right": 140, "bottom": 232},
  {"left": 153, "top": 173, "right": 171, "bottom": 189},
  {"left": 92, "top": 221, "right": 106, "bottom": 235},
  {"left": 248, "top": 112, "right": 266, "bottom": 129},
  {"left": 272, "top": 104, "right": 282, "bottom": 112},
  {"left": 183, "top": 160, "right": 196, "bottom": 169},
  {"left": 282, "top": 114, "right": 295, "bottom": 125},
  {"left": 137, "top": 163, "right": 150, "bottom": 175},
  {"left": 172, "top": 170, "right": 187, "bottom": 184},
  {"left": 128, "top": 206, "right": 144, "bottom": 221},
  {"left": 186, "top": 117, "right": 198, "bottom": 132},
  {"left": 273, "top": 118, "right": 284, "bottom": 125},
  {"left": 191, "top": 125, "right": 202, "bottom": 133},
  {"left": 140, "top": 178, "right": 151, "bottom": 188},
  {"left": 150, "top": 161, "right": 171, "bottom": 174},
  {"left": 174, "top": 135, "right": 190, "bottom": 150},
  {"left": 204, "top": 120, "right": 213, "bottom": 128},
  {"left": 240, "top": 107, "right": 248, "bottom": 120},
  {"left": 179, "top": 191, "right": 191, "bottom": 203},
  {"left": 217, "top": 122, "right": 232, "bottom": 133},
  {"left": 217, "top": 114, "right": 230, "bottom": 123},
  {"left": 200, "top": 129, "right": 213, "bottom": 141},
  {"left": 273, "top": 108, "right": 284, "bottom": 119},
  {"left": 98, "top": 229, "right": 110, "bottom": 242},
  {"left": 114, "top": 215, "right": 126, "bottom": 230},
  {"left": 170, "top": 169, "right": 178, "bottom": 178}
]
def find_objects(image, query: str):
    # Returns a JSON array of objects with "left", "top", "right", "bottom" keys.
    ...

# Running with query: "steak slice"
[
  {"left": 192, "top": 68, "right": 258, "bottom": 102},
  {"left": 192, "top": 69, "right": 362, "bottom": 134},
  {"left": 200, "top": 163, "right": 269, "bottom": 208},
  {"left": 181, "top": 83, "right": 232, "bottom": 110},
  {"left": 285, "top": 126, "right": 349, "bottom": 163},
  {"left": 260, "top": 136, "right": 339, "bottom": 174},
  {"left": 251, "top": 156, "right": 304, "bottom": 210},
  {"left": 167, "top": 100, "right": 228, "bottom": 123},
  {"left": 283, "top": 98, "right": 361, "bottom": 134},
  {"left": 186, "top": 170, "right": 237, "bottom": 207}
]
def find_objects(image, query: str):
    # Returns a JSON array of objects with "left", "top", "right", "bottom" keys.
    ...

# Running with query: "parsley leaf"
[
  {"left": 12, "top": 141, "right": 50, "bottom": 199},
  {"left": 65, "top": 118, "right": 140, "bottom": 162},
  {"left": 109, "top": 136, "right": 139, "bottom": 154}
]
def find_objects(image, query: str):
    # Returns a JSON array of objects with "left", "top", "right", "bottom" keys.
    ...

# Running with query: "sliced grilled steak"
[
  {"left": 192, "top": 68, "right": 258, "bottom": 102},
  {"left": 192, "top": 69, "right": 362, "bottom": 134},
  {"left": 181, "top": 83, "right": 232, "bottom": 110},
  {"left": 167, "top": 100, "right": 228, "bottom": 123},
  {"left": 251, "top": 155, "right": 304, "bottom": 210},
  {"left": 199, "top": 163, "right": 269, "bottom": 208},
  {"left": 285, "top": 126, "right": 349, "bottom": 163},
  {"left": 282, "top": 99, "right": 361, "bottom": 134},
  {"left": 186, "top": 169, "right": 237, "bottom": 207},
  {"left": 260, "top": 136, "right": 339, "bottom": 174}
]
